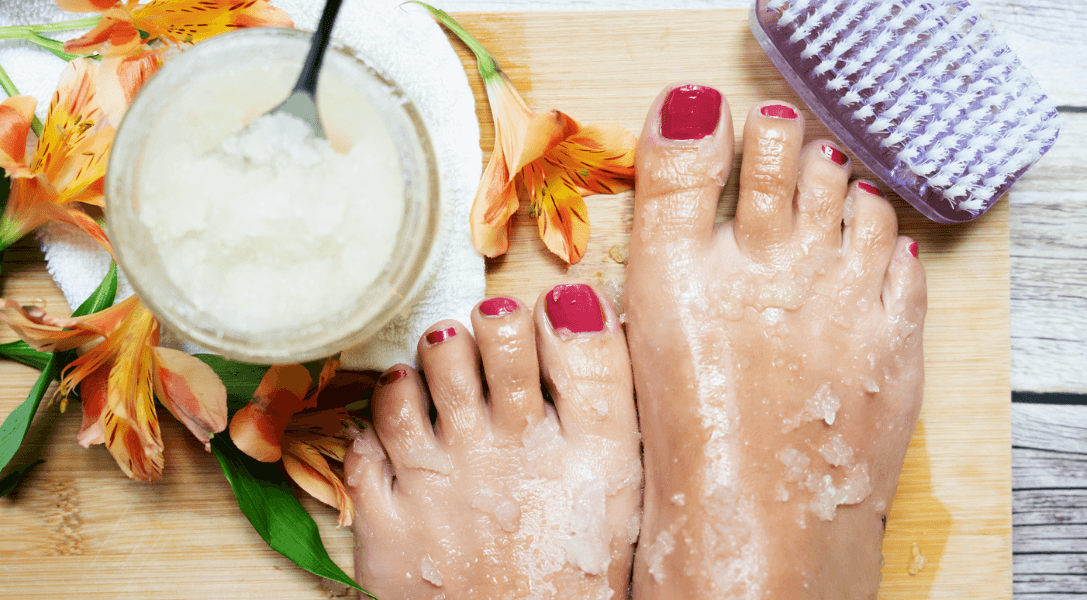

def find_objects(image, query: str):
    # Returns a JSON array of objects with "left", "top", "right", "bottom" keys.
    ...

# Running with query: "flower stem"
[
  {"left": 0, "top": 63, "right": 43, "bottom": 137},
  {"left": 407, "top": 2, "right": 499, "bottom": 80},
  {"left": 0, "top": 16, "right": 100, "bottom": 36}
]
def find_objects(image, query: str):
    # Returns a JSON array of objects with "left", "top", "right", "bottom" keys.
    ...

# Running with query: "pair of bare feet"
[{"left": 344, "top": 84, "right": 926, "bottom": 599}]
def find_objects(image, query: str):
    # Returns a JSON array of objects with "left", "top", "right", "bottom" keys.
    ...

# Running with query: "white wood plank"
[
  {"left": 1013, "top": 404, "right": 1087, "bottom": 455},
  {"left": 1014, "top": 448, "right": 1087, "bottom": 490}
]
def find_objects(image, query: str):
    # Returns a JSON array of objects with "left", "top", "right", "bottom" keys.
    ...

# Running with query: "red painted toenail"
[
  {"left": 821, "top": 144, "right": 847, "bottom": 165},
  {"left": 858, "top": 181, "right": 884, "bottom": 196},
  {"left": 480, "top": 297, "right": 518, "bottom": 317},
  {"left": 379, "top": 369, "right": 408, "bottom": 385},
  {"left": 761, "top": 104, "right": 798, "bottom": 119},
  {"left": 545, "top": 283, "right": 605, "bottom": 335},
  {"left": 425, "top": 327, "right": 457, "bottom": 346},
  {"left": 660, "top": 84, "right": 722, "bottom": 141},
  {"left": 908, "top": 241, "right": 919, "bottom": 258}
]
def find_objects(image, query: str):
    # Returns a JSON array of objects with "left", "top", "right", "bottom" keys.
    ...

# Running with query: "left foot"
[{"left": 345, "top": 285, "right": 642, "bottom": 599}]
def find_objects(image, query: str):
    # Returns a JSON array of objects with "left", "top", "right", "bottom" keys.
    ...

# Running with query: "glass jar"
[{"left": 106, "top": 27, "right": 440, "bottom": 363}]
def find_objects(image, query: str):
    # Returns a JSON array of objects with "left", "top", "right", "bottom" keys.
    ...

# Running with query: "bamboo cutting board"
[{"left": 0, "top": 10, "right": 1010, "bottom": 599}]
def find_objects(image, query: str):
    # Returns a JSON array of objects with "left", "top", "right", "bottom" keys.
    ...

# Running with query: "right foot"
[
  {"left": 345, "top": 285, "right": 642, "bottom": 600},
  {"left": 625, "top": 84, "right": 927, "bottom": 599}
]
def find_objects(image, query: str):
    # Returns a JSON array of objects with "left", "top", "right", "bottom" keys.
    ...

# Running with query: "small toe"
[
  {"left": 735, "top": 101, "right": 806, "bottom": 257},
  {"left": 882, "top": 236, "right": 928, "bottom": 324},
  {"left": 842, "top": 181, "right": 898, "bottom": 294},
  {"left": 795, "top": 140, "right": 851, "bottom": 249},
  {"left": 371, "top": 365, "right": 451, "bottom": 477},
  {"left": 631, "top": 83, "right": 734, "bottom": 262},
  {"left": 471, "top": 297, "right": 547, "bottom": 434},
  {"left": 534, "top": 283, "right": 637, "bottom": 438},
  {"left": 417, "top": 320, "right": 488, "bottom": 445},
  {"left": 343, "top": 422, "right": 397, "bottom": 527}
]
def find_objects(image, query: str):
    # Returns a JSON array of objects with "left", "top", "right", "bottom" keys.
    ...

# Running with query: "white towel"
[{"left": 0, "top": 0, "right": 485, "bottom": 371}]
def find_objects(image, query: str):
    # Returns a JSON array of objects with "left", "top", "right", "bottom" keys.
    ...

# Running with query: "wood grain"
[{"left": 1, "top": 9, "right": 1010, "bottom": 600}]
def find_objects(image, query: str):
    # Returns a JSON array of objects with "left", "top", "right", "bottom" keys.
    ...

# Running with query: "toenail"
[
  {"left": 480, "top": 296, "right": 518, "bottom": 317},
  {"left": 760, "top": 104, "right": 798, "bottom": 119},
  {"left": 908, "top": 241, "right": 919, "bottom": 258},
  {"left": 425, "top": 326, "right": 457, "bottom": 346},
  {"left": 660, "top": 84, "right": 722, "bottom": 141},
  {"left": 378, "top": 369, "right": 408, "bottom": 385},
  {"left": 858, "top": 181, "right": 884, "bottom": 197},
  {"left": 545, "top": 283, "right": 605, "bottom": 335},
  {"left": 820, "top": 143, "right": 847, "bottom": 166}
]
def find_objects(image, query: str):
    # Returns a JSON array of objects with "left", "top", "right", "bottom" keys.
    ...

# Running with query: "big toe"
[
  {"left": 630, "top": 83, "right": 734, "bottom": 266},
  {"left": 535, "top": 283, "right": 637, "bottom": 440}
]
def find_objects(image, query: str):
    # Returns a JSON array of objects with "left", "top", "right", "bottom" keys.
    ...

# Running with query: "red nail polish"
[
  {"left": 908, "top": 242, "right": 919, "bottom": 258},
  {"left": 821, "top": 144, "right": 847, "bottom": 166},
  {"left": 425, "top": 327, "right": 457, "bottom": 346},
  {"left": 660, "top": 84, "right": 722, "bottom": 141},
  {"left": 480, "top": 297, "right": 518, "bottom": 317},
  {"left": 545, "top": 283, "right": 605, "bottom": 335},
  {"left": 858, "top": 181, "right": 884, "bottom": 196},
  {"left": 761, "top": 104, "right": 798, "bottom": 119},
  {"left": 378, "top": 369, "right": 408, "bottom": 385}
]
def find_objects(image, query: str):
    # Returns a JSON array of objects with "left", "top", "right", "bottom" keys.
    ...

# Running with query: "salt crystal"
[
  {"left": 470, "top": 487, "right": 522, "bottom": 533},
  {"left": 565, "top": 480, "right": 610, "bottom": 575},
  {"left": 419, "top": 554, "right": 443, "bottom": 587}
]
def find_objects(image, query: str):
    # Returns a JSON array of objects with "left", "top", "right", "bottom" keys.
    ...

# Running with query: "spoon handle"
[{"left": 293, "top": 0, "right": 346, "bottom": 95}]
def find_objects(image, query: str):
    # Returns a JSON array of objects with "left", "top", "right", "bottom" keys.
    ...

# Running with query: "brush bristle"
[{"left": 752, "top": 0, "right": 1060, "bottom": 223}]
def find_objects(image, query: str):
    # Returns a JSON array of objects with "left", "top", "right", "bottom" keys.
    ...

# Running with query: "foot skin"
[
  {"left": 345, "top": 285, "right": 642, "bottom": 600},
  {"left": 625, "top": 84, "right": 926, "bottom": 599}
]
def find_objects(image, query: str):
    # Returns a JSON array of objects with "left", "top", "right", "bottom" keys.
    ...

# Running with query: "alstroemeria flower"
[
  {"left": 230, "top": 359, "right": 363, "bottom": 526},
  {"left": 417, "top": 4, "right": 636, "bottom": 265},
  {"left": 0, "top": 59, "right": 112, "bottom": 253},
  {"left": 60, "top": 0, "right": 294, "bottom": 56},
  {"left": 0, "top": 296, "right": 229, "bottom": 482}
]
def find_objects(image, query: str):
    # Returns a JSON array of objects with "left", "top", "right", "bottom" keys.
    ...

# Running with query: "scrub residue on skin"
[{"left": 137, "top": 62, "right": 404, "bottom": 335}]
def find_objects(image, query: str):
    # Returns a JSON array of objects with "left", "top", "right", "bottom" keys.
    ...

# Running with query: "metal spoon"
[{"left": 269, "top": 0, "right": 345, "bottom": 138}]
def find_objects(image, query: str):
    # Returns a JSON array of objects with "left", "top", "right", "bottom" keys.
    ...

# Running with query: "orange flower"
[
  {"left": 417, "top": 4, "right": 636, "bottom": 265},
  {"left": 0, "top": 58, "right": 112, "bottom": 253},
  {"left": 230, "top": 358, "right": 358, "bottom": 526},
  {"left": 59, "top": 0, "right": 294, "bottom": 56},
  {"left": 0, "top": 296, "right": 229, "bottom": 482}
]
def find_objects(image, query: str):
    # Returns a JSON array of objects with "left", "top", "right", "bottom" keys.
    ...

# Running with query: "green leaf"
[
  {"left": 0, "top": 459, "right": 44, "bottom": 497},
  {"left": 0, "top": 341, "right": 51, "bottom": 371},
  {"left": 211, "top": 435, "right": 369, "bottom": 595},
  {"left": 194, "top": 354, "right": 269, "bottom": 413},
  {"left": 0, "top": 264, "right": 117, "bottom": 478}
]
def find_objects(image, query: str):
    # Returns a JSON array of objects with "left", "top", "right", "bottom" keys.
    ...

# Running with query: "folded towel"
[{"left": 0, "top": 0, "right": 485, "bottom": 371}]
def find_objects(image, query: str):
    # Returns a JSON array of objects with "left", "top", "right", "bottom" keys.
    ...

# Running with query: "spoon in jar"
[{"left": 267, "top": 0, "right": 345, "bottom": 139}]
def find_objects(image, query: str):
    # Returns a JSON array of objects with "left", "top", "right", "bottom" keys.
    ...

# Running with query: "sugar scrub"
[{"left": 138, "top": 106, "right": 403, "bottom": 334}]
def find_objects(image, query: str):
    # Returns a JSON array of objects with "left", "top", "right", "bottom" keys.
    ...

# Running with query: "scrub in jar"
[{"left": 107, "top": 29, "right": 438, "bottom": 362}]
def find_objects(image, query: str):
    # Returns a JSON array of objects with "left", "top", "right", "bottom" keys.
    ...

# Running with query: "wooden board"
[{"left": 0, "top": 10, "right": 1010, "bottom": 599}]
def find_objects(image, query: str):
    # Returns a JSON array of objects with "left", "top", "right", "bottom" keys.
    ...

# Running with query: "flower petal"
[
  {"left": 56, "top": 0, "right": 118, "bottom": 12},
  {"left": 547, "top": 123, "right": 636, "bottom": 196},
  {"left": 0, "top": 96, "right": 37, "bottom": 178},
  {"left": 130, "top": 0, "right": 293, "bottom": 47},
  {"left": 63, "top": 7, "right": 142, "bottom": 56},
  {"left": 469, "top": 155, "right": 519, "bottom": 257},
  {"left": 229, "top": 364, "right": 312, "bottom": 462},
  {"left": 103, "top": 410, "right": 164, "bottom": 482},
  {"left": 76, "top": 364, "right": 109, "bottom": 448},
  {"left": 152, "top": 347, "right": 228, "bottom": 451},
  {"left": 532, "top": 171, "right": 590, "bottom": 265},
  {"left": 283, "top": 441, "right": 353, "bottom": 527},
  {"left": 98, "top": 51, "right": 162, "bottom": 128},
  {"left": 0, "top": 298, "right": 104, "bottom": 352}
]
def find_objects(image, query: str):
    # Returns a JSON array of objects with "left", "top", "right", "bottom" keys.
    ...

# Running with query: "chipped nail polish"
[
  {"left": 821, "top": 144, "right": 847, "bottom": 166},
  {"left": 425, "top": 326, "right": 457, "bottom": 346},
  {"left": 378, "top": 369, "right": 408, "bottom": 385},
  {"left": 908, "top": 241, "right": 919, "bottom": 258},
  {"left": 761, "top": 104, "right": 798, "bottom": 119},
  {"left": 480, "top": 297, "right": 518, "bottom": 317},
  {"left": 858, "top": 181, "right": 884, "bottom": 196},
  {"left": 661, "top": 84, "right": 722, "bottom": 141},
  {"left": 545, "top": 283, "right": 605, "bottom": 335}
]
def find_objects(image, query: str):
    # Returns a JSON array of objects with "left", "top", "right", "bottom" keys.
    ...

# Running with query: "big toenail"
[
  {"left": 660, "top": 84, "right": 722, "bottom": 141},
  {"left": 379, "top": 369, "right": 408, "bottom": 385},
  {"left": 480, "top": 297, "right": 518, "bottom": 317},
  {"left": 820, "top": 144, "right": 847, "bottom": 165},
  {"left": 545, "top": 283, "right": 605, "bottom": 335},
  {"left": 858, "top": 181, "right": 884, "bottom": 196},
  {"left": 761, "top": 104, "right": 798, "bottom": 119},
  {"left": 908, "top": 241, "right": 919, "bottom": 258},
  {"left": 425, "top": 326, "right": 457, "bottom": 346}
]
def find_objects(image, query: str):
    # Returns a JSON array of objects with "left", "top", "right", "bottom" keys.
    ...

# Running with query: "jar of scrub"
[{"left": 106, "top": 28, "right": 440, "bottom": 363}]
